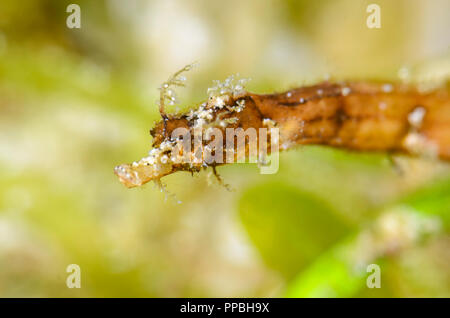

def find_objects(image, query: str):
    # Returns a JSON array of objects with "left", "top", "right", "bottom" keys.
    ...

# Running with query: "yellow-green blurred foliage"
[{"left": 0, "top": 0, "right": 449, "bottom": 297}]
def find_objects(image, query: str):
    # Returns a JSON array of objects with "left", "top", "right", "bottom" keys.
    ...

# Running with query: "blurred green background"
[{"left": 0, "top": 0, "right": 449, "bottom": 297}]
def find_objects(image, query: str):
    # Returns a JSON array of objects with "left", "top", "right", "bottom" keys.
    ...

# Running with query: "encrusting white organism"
[
  {"left": 408, "top": 106, "right": 426, "bottom": 129},
  {"left": 114, "top": 63, "right": 251, "bottom": 190},
  {"left": 402, "top": 106, "right": 437, "bottom": 158}
]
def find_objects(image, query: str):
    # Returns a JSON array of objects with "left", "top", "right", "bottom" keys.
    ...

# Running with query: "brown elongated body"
[
  {"left": 249, "top": 81, "right": 450, "bottom": 156},
  {"left": 115, "top": 78, "right": 450, "bottom": 188}
]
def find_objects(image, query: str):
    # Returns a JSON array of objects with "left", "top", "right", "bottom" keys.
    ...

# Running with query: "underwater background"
[{"left": 0, "top": 0, "right": 449, "bottom": 297}]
